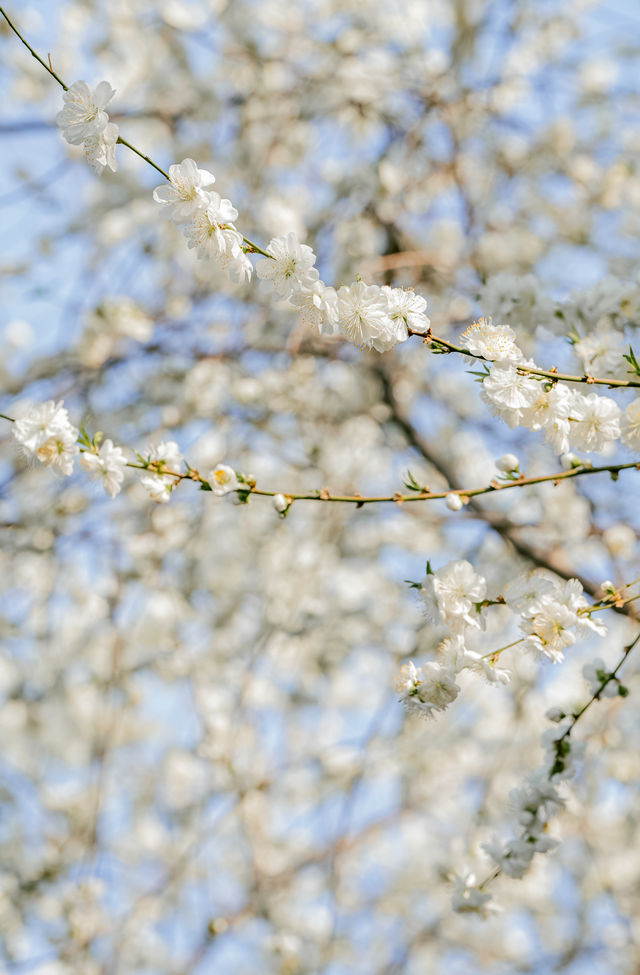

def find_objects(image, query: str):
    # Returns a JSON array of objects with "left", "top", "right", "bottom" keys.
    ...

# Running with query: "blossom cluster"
[
  {"left": 153, "top": 159, "right": 253, "bottom": 283},
  {"left": 258, "top": 244, "right": 430, "bottom": 352},
  {"left": 10, "top": 400, "right": 249, "bottom": 505},
  {"left": 478, "top": 718, "right": 584, "bottom": 891},
  {"left": 461, "top": 317, "right": 640, "bottom": 455},
  {"left": 452, "top": 648, "right": 627, "bottom": 913},
  {"left": 150, "top": 157, "right": 430, "bottom": 352},
  {"left": 398, "top": 564, "right": 606, "bottom": 719},
  {"left": 56, "top": 80, "right": 119, "bottom": 174},
  {"left": 52, "top": 76, "right": 433, "bottom": 355},
  {"left": 52, "top": 86, "right": 640, "bottom": 403},
  {"left": 13, "top": 400, "right": 79, "bottom": 475}
]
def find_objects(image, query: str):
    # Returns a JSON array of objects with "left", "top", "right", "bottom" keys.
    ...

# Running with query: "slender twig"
[
  {"left": 126, "top": 458, "right": 639, "bottom": 505},
  {"left": 410, "top": 328, "right": 640, "bottom": 389},
  {"left": 0, "top": 7, "right": 68, "bottom": 89},
  {"left": 115, "top": 135, "right": 170, "bottom": 181},
  {"left": 1, "top": 411, "right": 638, "bottom": 506}
]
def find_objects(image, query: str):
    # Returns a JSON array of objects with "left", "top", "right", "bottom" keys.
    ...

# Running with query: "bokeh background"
[{"left": 1, "top": 1, "right": 640, "bottom": 972}]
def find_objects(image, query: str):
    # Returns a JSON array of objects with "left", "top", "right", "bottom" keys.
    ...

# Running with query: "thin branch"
[
  {"left": 2, "top": 413, "right": 638, "bottom": 516},
  {"left": 411, "top": 328, "right": 640, "bottom": 389},
  {"left": 0, "top": 7, "right": 68, "bottom": 90},
  {"left": 114, "top": 134, "right": 170, "bottom": 181}
]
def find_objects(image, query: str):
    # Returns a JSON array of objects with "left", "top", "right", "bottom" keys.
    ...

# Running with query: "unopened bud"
[
  {"left": 560, "top": 452, "right": 580, "bottom": 470},
  {"left": 445, "top": 492, "right": 463, "bottom": 511},
  {"left": 273, "top": 493, "right": 289, "bottom": 514},
  {"left": 495, "top": 453, "right": 519, "bottom": 474},
  {"left": 545, "top": 707, "right": 565, "bottom": 723}
]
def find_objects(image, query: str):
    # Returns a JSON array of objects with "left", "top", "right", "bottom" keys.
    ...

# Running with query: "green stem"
[
  {"left": 115, "top": 136, "right": 170, "bottom": 180},
  {"left": 242, "top": 236, "right": 274, "bottom": 259},
  {"left": 0, "top": 7, "right": 68, "bottom": 90}
]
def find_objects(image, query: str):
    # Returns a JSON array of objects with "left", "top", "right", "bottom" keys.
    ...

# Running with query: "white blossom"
[
  {"left": 256, "top": 233, "right": 318, "bottom": 298},
  {"left": 139, "top": 441, "right": 182, "bottom": 503},
  {"left": 451, "top": 874, "right": 495, "bottom": 916},
  {"left": 621, "top": 398, "right": 640, "bottom": 451},
  {"left": 81, "top": 439, "right": 127, "bottom": 497},
  {"left": 13, "top": 400, "right": 79, "bottom": 476},
  {"left": 420, "top": 560, "right": 487, "bottom": 633},
  {"left": 396, "top": 660, "right": 461, "bottom": 717},
  {"left": 460, "top": 317, "right": 522, "bottom": 362},
  {"left": 182, "top": 194, "right": 253, "bottom": 282},
  {"left": 521, "top": 613, "right": 569, "bottom": 662},
  {"left": 520, "top": 383, "right": 574, "bottom": 454},
  {"left": 483, "top": 835, "right": 558, "bottom": 879},
  {"left": 56, "top": 80, "right": 115, "bottom": 145},
  {"left": 153, "top": 158, "right": 217, "bottom": 223},
  {"left": 336, "top": 281, "right": 399, "bottom": 352},
  {"left": 208, "top": 464, "right": 240, "bottom": 496},
  {"left": 509, "top": 573, "right": 603, "bottom": 663},
  {"left": 381, "top": 286, "right": 429, "bottom": 337},
  {"left": 83, "top": 121, "right": 119, "bottom": 174},
  {"left": 573, "top": 327, "right": 627, "bottom": 378},
  {"left": 220, "top": 243, "right": 254, "bottom": 283},
  {"left": 183, "top": 195, "right": 239, "bottom": 254},
  {"left": 510, "top": 770, "right": 565, "bottom": 825},
  {"left": 503, "top": 569, "right": 559, "bottom": 614},
  {"left": 554, "top": 577, "right": 606, "bottom": 636},
  {"left": 568, "top": 391, "right": 621, "bottom": 453},
  {"left": 290, "top": 280, "right": 339, "bottom": 334},
  {"left": 445, "top": 492, "right": 463, "bottom": 511},
  {"left": 481, "top": 363, "right": 541, "bottom": 428}
]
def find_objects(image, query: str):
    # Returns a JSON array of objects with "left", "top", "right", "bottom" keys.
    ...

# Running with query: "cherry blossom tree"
[{"left": 1, "top": 1, "right": 640, "bottom": 972}]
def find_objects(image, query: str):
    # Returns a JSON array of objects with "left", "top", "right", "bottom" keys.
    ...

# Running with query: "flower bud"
[
  {"left": 560, "top": 452, "right": 580, "bottom": 469},
  {"left": 445, "top": 492, "right": 463, "bottom": 511},
  {"left": 545, "top": 707, "right": 565, "bottom": 723},
  {"left": 273, "top": 493, "right": 289, "bottom": 514},
  {"left": 496, "top": 453, "right": 519, "bottom": 474}
]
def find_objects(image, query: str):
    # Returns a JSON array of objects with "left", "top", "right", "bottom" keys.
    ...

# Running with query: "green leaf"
[
  {"left": 403, "top": 470, "right": 426, "bottom": 492},
  {"left": 466, "top": 364, "right": 490, "bottom": 382},
  {"left": 623, "top": 345, "right": 640, "bottom": 377}
]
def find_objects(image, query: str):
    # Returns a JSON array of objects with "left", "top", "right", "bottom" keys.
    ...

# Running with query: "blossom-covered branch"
[
  {"left": 462, "top": 627, "right": 640, "bottom": 911},
  {"left": 411, "top": 328, "right": 640, "bottom": 389},
  {"left": 3, "top": 406, "right": 639, "bottom": 508},
  {"left": 396, "top": 555, "right": 639, "bottom": 914},
  {"left": 5, "top": 6, "right": 640, "bottom": 465}
]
